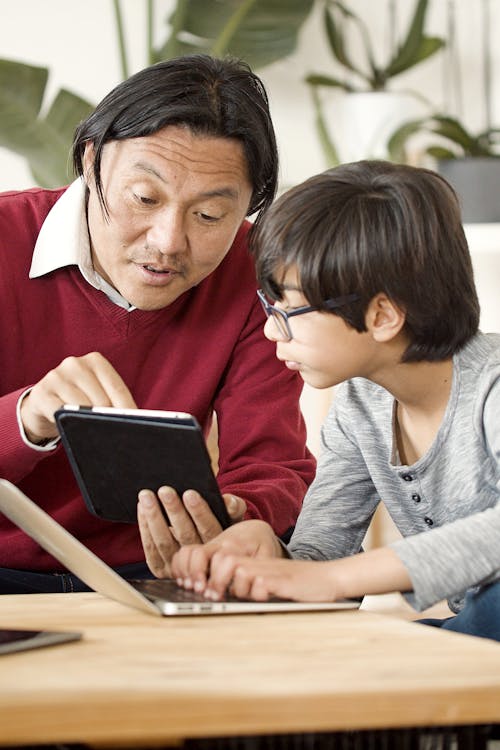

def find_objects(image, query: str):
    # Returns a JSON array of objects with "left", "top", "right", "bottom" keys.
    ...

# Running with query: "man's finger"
[
  {"left": 223, "top": 493, "right": 247, "bottom": 523},
  {"left": 157, "top": 486, "right": 201, "bottom": 545},
  {"left": 137, "top": 490, "right": 178, "bottom": 577},
  {"left": 78, "top": 352, "right": 136, "bottom": 408},
  {"left": 183, "top": 489, "right": 223, "bottom": 542}
]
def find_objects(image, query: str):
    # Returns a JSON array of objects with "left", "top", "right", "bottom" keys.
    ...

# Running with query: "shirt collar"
[{"left": 30, "top": 177, "right": 135, "bottom": 312}]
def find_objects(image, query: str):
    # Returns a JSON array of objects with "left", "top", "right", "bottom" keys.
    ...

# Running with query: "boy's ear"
[{"left": 365, "top": 293, "right": 406, "bottom": 343}]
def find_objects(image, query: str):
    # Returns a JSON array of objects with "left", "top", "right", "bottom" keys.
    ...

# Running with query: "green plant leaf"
[
  {"left": 155, "top": 0, "right": 315, "bottom": 70},
  {"left": 385, "top": 0, "right": 445, "bottom": 78},
  {"left": 323, "top": 3, "right": 376, "bottom": 86},
  {"left": 387, "top": 35, "right": 445, "bottom": 78},
  {"left": 385, "top": 0, "right": 426, "bottom": 72},
  {"left": 430, "top": 116, "right": 485, "bottom": 154},
  {"left": 305, "top": 73, "right": 356, "bottom": 92},
  {"left": 0, "top": 58, "right": 94, "bottom": 186},
  {"left": 0, "top": 59, "right": 48, "bottom": 151},
  {"left": 388, "top": 114, "right": 500, "bottom": 163},
  {"left": 34, "top": 89, "right": 95, "bottom": 185},
  {"left": 387, "top": 117, "right": 427, "bottom": 162},
  {"left": 426, "top": 146, "right": 457, "bottom": 159}
]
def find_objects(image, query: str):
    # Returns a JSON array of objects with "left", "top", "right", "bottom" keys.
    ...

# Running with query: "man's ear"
[
  {"left": 82, "top": 142, "right": 95, "bottom": 186},
  {"left": 365, "top": 293, "right": 406, "bottom": 343}
]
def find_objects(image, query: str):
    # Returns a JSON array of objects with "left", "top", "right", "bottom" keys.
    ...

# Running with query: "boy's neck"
[{"left": 390, "top": 358, "right": 453, "bottom": 465}]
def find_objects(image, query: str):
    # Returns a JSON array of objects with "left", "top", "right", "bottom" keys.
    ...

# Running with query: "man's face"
[{"left": 84, "top": 125, "right": 253, "bottom": 310}]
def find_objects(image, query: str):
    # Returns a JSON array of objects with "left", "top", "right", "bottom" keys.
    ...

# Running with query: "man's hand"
[
  {"left": 137, "top": 486, "right": 247, "bottom": 578},
  {"left": 20, "top": 352, "right": 136, "bottom": 443},
  {"left": 171, "top": 519, "right": 284, "bottom": 597}
]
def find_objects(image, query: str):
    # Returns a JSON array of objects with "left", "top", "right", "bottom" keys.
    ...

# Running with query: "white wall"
[{"left": 1, "top": 0, "right": 499, "bottom": 191}]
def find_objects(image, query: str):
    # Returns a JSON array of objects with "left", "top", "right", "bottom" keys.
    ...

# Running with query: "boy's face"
[{"left": 263, "top": 267, "right": 376, "bottom": 389}]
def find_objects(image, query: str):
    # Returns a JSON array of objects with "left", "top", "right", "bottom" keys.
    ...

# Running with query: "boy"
[{"left": 171, "top": 160, "right": 500, "bottom": 641}]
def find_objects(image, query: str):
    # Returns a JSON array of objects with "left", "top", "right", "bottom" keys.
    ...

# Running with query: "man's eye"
[
  {"left": 197, "top": 211, "right": 220, "bottom": 223},
  {"left": 134, "top": 193, "right": 156, "bottom": 205}
]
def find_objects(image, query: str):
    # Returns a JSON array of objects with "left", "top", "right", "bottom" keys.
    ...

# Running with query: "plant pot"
[
  {"left": 324, "top": 91, "right": 427, "bottom": 163},
  {"left": 437, "top": 157, "right": 500, "bottom": 224}
]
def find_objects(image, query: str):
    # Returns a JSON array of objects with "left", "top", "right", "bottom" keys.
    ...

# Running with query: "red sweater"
[{"left": 0, "top": 187, "right": 315, "bottom": 571}]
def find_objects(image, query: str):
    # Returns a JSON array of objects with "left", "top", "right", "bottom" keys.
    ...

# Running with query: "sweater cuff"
[{"left": 17, "top": 389, "right": 60, "bottom": 452}]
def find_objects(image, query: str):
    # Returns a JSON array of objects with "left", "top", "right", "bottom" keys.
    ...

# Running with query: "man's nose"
[{"left": 146, "top": 209, "right": 187, "bottom": 255}]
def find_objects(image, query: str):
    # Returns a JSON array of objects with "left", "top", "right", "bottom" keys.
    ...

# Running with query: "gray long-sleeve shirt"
[{"left": 288, "top": 332, "right": 500, "bottom": 613}]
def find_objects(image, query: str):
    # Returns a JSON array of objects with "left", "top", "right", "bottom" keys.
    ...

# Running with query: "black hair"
[
  {"left": 72, "top": 54, "right": 278, "bottom": 229},
  {"left": 251, "top": 160, "right": 480, "bottom": 362}
]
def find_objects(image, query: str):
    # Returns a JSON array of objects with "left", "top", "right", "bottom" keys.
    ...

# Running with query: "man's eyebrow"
[{"left": 133, "top": 162, "right": 240, "bottom": 200}]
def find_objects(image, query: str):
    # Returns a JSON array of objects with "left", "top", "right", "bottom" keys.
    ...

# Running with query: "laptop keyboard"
[{"left": 127, "top": 577, "right": 239, "bottom": 603}]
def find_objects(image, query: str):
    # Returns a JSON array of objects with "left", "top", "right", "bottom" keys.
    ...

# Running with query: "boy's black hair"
[
  {"left": 251, "top": 160, "right": 480, "bottom": 363},
  {"left": 72, "top": 54, "right": 278, "bottom": 231}
]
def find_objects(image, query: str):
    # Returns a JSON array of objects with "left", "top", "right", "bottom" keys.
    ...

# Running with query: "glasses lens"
[
  {"left": 257, "top": 290, "right": 292, "bottom": 340},
  {"left": 269, "top": 308, "right": 291, "bottom": 340}
]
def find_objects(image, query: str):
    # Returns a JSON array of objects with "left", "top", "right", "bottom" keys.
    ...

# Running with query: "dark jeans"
[
  {"left": 418, "top": 580, "right": 500, "bottom": 641},
  {"left": 0, "top": 561, "right": 153, "bottom": 594}
]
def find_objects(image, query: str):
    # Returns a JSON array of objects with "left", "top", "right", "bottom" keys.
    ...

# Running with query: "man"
[{"left": 0, "top": 54, "right": 315, "bottom": 593}]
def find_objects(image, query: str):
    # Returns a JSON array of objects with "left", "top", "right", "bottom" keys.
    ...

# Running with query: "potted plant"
[
  {"left": 387, "top": 114, "right": 500, "bottom": 223},
  {"left": 387, "top": 0, "right": 500, "bottom": 223},
  {"left": 305, "top": 0, "right": 445, "bottom": 165},
  {"left": 0, "top": 0, "right": 315, "bottom": 187}
]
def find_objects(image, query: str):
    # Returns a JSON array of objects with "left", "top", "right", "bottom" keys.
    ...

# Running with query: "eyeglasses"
[{"left": 257, "top": 289, "right": 360, "bottom": 342}]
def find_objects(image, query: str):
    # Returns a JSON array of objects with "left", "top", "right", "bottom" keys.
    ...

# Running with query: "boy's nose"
[{"left": 264, "top": 315, "right": 288, "bottom": 342}]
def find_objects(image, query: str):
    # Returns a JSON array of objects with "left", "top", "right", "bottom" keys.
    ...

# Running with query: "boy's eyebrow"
[{"left": 281, "top": 283, "right": 302, "bottom": 292}]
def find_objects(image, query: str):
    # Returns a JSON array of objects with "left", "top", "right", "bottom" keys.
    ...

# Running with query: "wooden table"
[{"left": 0, "top": 592, "right": 499, "bottom": 748}]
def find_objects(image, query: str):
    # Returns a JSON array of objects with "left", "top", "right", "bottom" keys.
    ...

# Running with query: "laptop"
[{"left": 0, "top": 479, "right": 360, "bottom": 617}]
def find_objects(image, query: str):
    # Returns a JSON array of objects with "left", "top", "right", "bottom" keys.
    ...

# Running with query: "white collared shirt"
[{"left": 30, "top": 177, "right": 135, "bottom": 312}]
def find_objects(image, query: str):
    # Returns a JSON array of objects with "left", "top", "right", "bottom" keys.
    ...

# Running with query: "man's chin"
[
  {"left": 125, "top": 284, "right": 188, "bottom": 311},
  {"left": 132, "top": 295, "right": 181, "bottom": 311}
]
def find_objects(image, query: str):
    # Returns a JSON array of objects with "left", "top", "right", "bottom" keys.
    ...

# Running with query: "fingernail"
[
  {"left": 183, "top": 490, "right": 200, "bottom": 506},
  {"left": 139, "top": 492, "right": 154, "bottom": 508}
]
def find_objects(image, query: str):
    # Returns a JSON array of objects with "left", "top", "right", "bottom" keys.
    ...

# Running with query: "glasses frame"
[{"left": 257, "top": 289, "right": 360, "bottom": 341}]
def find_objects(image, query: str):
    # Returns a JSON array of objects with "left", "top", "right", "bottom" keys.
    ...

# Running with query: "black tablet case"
[{"left": 55, "top": 408, "right": 230, "bottom": 527}]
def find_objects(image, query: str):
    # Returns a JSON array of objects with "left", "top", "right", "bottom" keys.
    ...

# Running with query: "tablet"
[
  {"left": 0, "top": 628, "right": 82, "bottom": 655},
  {"left": 54, "top": 406, "right": 231, "bottom": 528}
]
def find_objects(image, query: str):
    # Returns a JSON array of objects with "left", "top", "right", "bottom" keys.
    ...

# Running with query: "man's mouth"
[{"left": 142, "top": 264, "right": 176, "bottom": 274}]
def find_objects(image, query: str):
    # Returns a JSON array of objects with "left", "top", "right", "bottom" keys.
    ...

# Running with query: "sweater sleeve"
[
  {"left": 0, "top": 387, "right": 60, "bottom": 483},
  {"left": 287, "top": 384, "right": 380, "bottom": 559},
  {"left": 213, "top": 296, "right": 316, "bottom": 538}
]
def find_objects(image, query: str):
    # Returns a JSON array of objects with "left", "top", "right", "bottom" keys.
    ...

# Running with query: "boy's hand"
[
  {"left": 207, "top": 557, "right": 337, "bottom": 602},
  {"left": 137, "top": 487, "right": 247, "bottom": 578},
  {"left": 171, "top": 519, "right": 283, "bottom": 597},
  {"left": 208, "top": 548, "right": 413, "bottom": 603}
]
